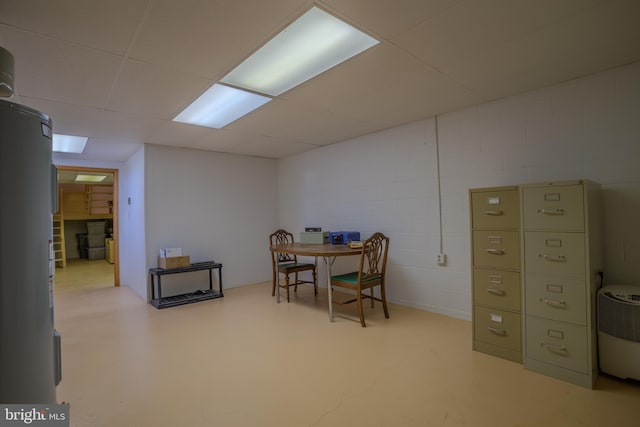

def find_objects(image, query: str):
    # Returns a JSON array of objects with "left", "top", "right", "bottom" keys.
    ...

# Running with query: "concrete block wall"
[
  {"left": 278, "top": 60, "right": 640, "bottom": 320},
  {"left": 143, "top": 145, "right": 278, "bottom": 297}
]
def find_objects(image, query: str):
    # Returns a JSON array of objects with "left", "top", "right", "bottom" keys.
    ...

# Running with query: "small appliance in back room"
[{"left": 0, "top": 99, "right": 62, "bottom": 403}]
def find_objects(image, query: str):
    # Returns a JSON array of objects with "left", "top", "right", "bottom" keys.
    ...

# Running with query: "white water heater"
[
  {"left": 0, "top": 99, "right": 61, "bottom": 403},
  {"left": 597, "top": 284, "right": 640, "bottom": 381}
]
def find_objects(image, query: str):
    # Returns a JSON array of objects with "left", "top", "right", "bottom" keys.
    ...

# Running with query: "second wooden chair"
[
  {"left": 330, "top": 232, "right": 390, "bottom": 327},
  {"left": 269, "top": 229, "right": 318, "bottom": 302}
]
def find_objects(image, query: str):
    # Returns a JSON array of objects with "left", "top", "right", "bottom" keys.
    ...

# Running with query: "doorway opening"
[{"left": 54, "top": 165, "right": 119, "bottom": 292}]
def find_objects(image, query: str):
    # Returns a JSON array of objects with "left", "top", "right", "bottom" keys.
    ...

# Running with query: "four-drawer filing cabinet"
[
  {"left": 521, "top": 180, "right": 602, "bottom": 388},
  {"left": 470, "top": 186, "right": 522, "bottom": 363}
]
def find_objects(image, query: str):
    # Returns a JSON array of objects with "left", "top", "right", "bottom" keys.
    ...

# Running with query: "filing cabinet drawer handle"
[
  {"left": 487, "top": 288, "right": 506, "bottom": 296},
  {"left": 486, "top": 248, "right": 505, "bottom": 255},
  {"left": 538, "top": 208, "right": 565, "bottom": 215},
  {"left": 541, "top": 342, "right": 568, "bottom": 355},
  {"left": 483, "top": 210, "right": 504, "bottom": 216},
  {"left": 487, "top": 326, "right": 506, "bottom": 336},
  {"left": 541, "top": 298, "right": 566, "bottom": 308},
  {"left": 539, "top": 254, "right": 566, "bottom": 262}
]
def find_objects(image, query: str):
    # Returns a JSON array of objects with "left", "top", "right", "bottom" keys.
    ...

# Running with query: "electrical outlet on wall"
[{"left": 437, "top": 253, "right": 447, "bottom": 266}]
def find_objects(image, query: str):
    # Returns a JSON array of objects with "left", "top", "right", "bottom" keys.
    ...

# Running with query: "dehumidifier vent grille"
[{"left": 598, "top": 291, "right": 640, "bottom": 344}]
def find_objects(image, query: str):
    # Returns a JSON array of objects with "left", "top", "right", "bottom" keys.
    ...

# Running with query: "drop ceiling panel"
[
  {"left": 106, "top": 58, "right": 212, "bottom": 119},
  {"left": 267, "top": 108, "right": 377, "bottom": 146},
  {"left": 129, "top": 0, "right": 312, "bottom": 78},
  {"left": 1, "top": 25, "right": 121, "bottom": 107},
  {"left": 281, "top": 43, "right": 482, "bottom": 126},
  {"left": 392, "top": 0, "right": 636, "bottom": 100},
  {"left": 0, "top": 0, "right": 148, "bottom": 55},
  {"left": 180, "top": 129, "right": 253, "bottom": 153},
  {"left": 57, "top": 170, "right": 114, "bottom": 185},
  {"left": 226, "top": 134, "right": 316, "bottom": 159},
  {"left": 223, "top": 98, "right": 373, "bottom": 145},
  {"left": 471, "top": 1, "right": 640, "bottom": 100},
  {"left": 321, "top": 0, "right": 458, "bottom": 39},
  {"left": 2, "top": 1, "right": 640, "bottom": 161},
  {"left": 19, "top": 97, "right": 163, "bottom": 141},
  {"left": 146, "top": 121, "right": 212, "bottom": 147},
  {"left": 223, "top": 98, "right": 305, "bottom": 136},
  {"left": 80, "top": 137, "right": 143, "bottom": 163}
]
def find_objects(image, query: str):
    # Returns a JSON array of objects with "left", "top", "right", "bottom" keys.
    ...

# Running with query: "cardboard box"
[
  {"left": 300, "top": 231, "right": 329, "bottom": 244},
  {"left": 158, "top": 255, "right": 190, "bottom": 269},
  {"left": 160, "top": 247, "right": 182, "bottom": 257}
]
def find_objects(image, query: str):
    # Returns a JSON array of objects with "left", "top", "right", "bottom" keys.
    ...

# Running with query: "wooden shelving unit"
[
  {"left": 54, "top": 183, "right": 114, "bottom": 267},
  {"left": 61, "top": 184, "right": 113, "bottom": 220},
  {"left": 87, "top": 185, "right": 113, "bottom": 215},
  {"left": 52, "top": 212, "right": 66, "bottom": 268}
]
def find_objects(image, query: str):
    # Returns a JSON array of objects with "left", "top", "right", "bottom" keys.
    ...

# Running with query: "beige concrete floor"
[
  {"left": 52, "top": 265, "right": 640, "bottom": 427},
  {"left": 55, "top": 259, "right": 115, "bottom": 292}
]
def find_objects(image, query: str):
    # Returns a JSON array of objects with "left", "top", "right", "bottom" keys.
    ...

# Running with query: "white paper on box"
[{"left": 160, "top": 247, "right": 182, "bottom": 257}]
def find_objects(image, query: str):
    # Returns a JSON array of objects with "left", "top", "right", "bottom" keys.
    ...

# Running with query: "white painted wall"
[
  {"left": 119, "top": 145, "right": 147, "bottom": 299},
  {"left": 278, "top": 61, "right": 640, "bottom": 320},
  {"left": 144, "top": 145, "right": 277, "bottom": 297},
  {"left": 278, "top": 120, "right": 453, "bottom": 315}
]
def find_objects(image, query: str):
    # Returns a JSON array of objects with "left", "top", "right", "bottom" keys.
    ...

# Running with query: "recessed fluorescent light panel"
[
  {"left": 173, "top": 83, "right": 271, "bottom": 129},
  {"left": 75, "top": 174, "right": 106, "bottom": 182},
  {"left": 52, "top": 134, "right": 88, "bottom": 153},
  {"left": 221, "top": 7, "right": 379, "bottom": 96}
]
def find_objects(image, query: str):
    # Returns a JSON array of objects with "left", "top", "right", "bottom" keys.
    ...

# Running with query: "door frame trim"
[{"left": 56, "top": 165, "right": 119, "bottom": 286}]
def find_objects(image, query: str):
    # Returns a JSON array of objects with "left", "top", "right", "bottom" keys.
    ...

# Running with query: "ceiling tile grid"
[{"left": 1, "top": 0, "right": 639, "bottom": 161}]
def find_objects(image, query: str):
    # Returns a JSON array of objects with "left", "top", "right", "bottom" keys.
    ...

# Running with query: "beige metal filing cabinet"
[
  {"left": 470, "top": 186, "right": 522, "bottom": 363},
  {"left": 521, "top": 180, "right": 602, "bottom": 388}
]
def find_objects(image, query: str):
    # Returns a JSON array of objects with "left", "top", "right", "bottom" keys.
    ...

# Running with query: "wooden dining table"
[{"left": 269, "top": 242, "right": 363, "bottom": 321}]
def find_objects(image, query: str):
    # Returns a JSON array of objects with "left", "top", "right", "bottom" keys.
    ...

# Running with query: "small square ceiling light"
[
  {"left": 52, "top": 134, "right": 88, "bottom": 153},
  {"left": 173, "top": 83, "right": 271, "bottom": 129},
  {"left": 75, "top": 174, "right": 106, "bottom": 182},
  {"left": 221, "top": 6, "right": 379, "bottom": 96}
]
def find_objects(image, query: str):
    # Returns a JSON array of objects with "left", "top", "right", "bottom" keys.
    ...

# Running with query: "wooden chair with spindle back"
[
  {"left": 269, "top": 229, "right": 318, "bottom": 302},
  {"left": 330, "top": 232, "right": 389, "bottom": 327}
]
